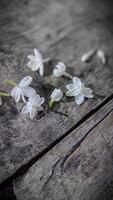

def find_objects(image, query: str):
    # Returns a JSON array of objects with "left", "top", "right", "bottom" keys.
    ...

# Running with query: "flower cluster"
[
  {"left": 6, "top": 76, "right": 45, "bottom": 120},
  {"left": 0, "top": 48, "right": 105, "bottom": 119}
]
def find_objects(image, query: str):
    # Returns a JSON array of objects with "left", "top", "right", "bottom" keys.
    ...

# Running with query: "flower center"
[
  {"left": 80, "top": 85, "right": 84, "bottom": 94},
  {"left": 32, "top": 105, "right": 37, "bottom": 109}
]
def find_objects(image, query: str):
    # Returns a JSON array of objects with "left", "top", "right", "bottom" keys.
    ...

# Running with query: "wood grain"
[
  {"left": 13, "top": 99, "right": 113, "bottom": 200},
  {"left": 0, "top": 0, "right": 113, "bottom": 184}
]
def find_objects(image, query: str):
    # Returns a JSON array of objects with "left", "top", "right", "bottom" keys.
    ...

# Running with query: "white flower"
[
  {"left": 27, "top": 48, "right": 44, "bottom": 76},
  {"left": 81, "top": 49, "right": 96, "bottom": 63},
  {"left": 66, "top": 77, "right": 93, "bottom": 105},
  {"left": 0, "top": 97, "right": 2, "bottom": 105},
  {"left": 22, "top": 94, "right": 44, "bottom": 120},
  {"left": 51, "top": 88, "right": 63, "bottom": 102},
  {"left": 97, "top": 50, "right": 106, "bottom": 64},
  {"left": 11, "top": 76, "right": 36, "bottom": 103},
  {"left": 53, "top": 62, "right": 66, "bottom": 77}
]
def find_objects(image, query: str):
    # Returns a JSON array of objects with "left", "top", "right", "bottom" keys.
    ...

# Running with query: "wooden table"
[{"left": 0, "top": 0, "right": 113, "bottom": 199}]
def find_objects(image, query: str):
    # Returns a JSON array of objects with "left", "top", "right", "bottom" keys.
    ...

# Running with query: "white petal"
[
  {"left": 34, "top": 48, "right": 38, "bottom": 56},
  {"left": 51, "top": 89, "right": 63, "bottom": 102},
  {"left": 38, "top": 97, "right": 44, "bottom": 106},
  {"left": 22, "top": 87, "right": 36, "bottom": 98},
  {"left": 30, "top": 108, "right": 37, "bottom": 120},
  {"left": 82, "top": 87, "right": 93, "bottom": 98},
  {"left": 34, "top": 95, "right": 44, "bottom": 106},
  {"left": 30, "top": 95, "right": 38, "bottom": 105},
  {"left": 27, "top": 60, "right": 39, "bottom": 71},
  {"left": 75, "top": 94, "right": 84, "bottom": 105},
  {"left": 73, "top": 77, "right": 82, "bottom": 87},
  {"left": 28, "top": 97, "right": 35, "bottom": 105},
  {"left": 21, "top": 105, "right": 31, "bottom": 114},
  {"left": 11, "top": 87, "right": 21, "bottom": 103},
  {"left": 27, "top": 61, "right": 33, "bottom": 68},
  {"left": 57, "top": 62, "right": 66, "bottom": 71},
  {"left": 66, "top": 87, "right": 80, "bottom": 97},
  {"left": 97, "top": 50, "right": 106, "bottom": 64},
  {"left": 81, "top": 49, "right": 96, "bottom": 63},
  {"left": 51, "top": 89, "right": 57, "bottom": 99},
  {"left": 66, "top": 84, "right": 75, "bottom": 90},
  {"left": 0, "top": 97, "right": 2, "bottom": 105},
  {"left": 34, "top": 48, "right": 42, "bottom": 59},
  {"left": 53, "top": 68, "right": 62, "bottom": 77},
  {"left": 34, "top": 49, "right": 43, "bottom": 63},
  {"left": 53, "top": 62, "right": 65, "bottom": 77},
  {"left": 27, "top": 55, "right": 35, "bottom": 60},
  {"left": 53, "top": 69, "right": 62, "bottom": 77},
  {"left": 21, "top": 92, "right": 27, "bottom": 103},
  {"left": 66, "top": 89, "right": 76, "bottom": 97},
  {"left": 39, "top": 63, "right": 44, "bottom": 76},
  {"left": 37, "top": 106, "right": 43, "bottom": 112},
  {"left": 19, "top": 76, "right": 32, "bottom": 88}
]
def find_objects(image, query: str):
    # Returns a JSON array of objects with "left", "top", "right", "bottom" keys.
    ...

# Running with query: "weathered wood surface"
[
  {"left": 13, "top": 99, "right": 113, "bottom": 200},
  {"left": 1, "top": 0, "right": 113, "bottom": 185}
]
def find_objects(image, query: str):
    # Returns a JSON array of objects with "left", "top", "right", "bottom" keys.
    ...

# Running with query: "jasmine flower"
[
  {"left": 22, "top": 94, "right": 44, "bottom": 120},
  {"left": 11, "top": 76, "right": 36, "bottom": 103},
  {"left": 49, "top": 88, "right": 63, "bottom": 108},
  {"left": 27, "top": 48, "right": 44, "bottom": 76},
  {"left": 53, "top": 62, "right": 72, "bottom": 79},
  {"left": 66, "top": 77, "right": 93, "bottom": 105}
]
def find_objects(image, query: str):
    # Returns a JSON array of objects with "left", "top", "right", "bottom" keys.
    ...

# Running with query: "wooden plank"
[
  {"left": 1, "top": 0, "right": 113, "bottom": 183},
  {"left": 13, "top": 99, "right": 113, "bottom": 200}
]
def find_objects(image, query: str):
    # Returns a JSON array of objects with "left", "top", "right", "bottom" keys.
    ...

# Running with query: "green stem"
[
  {"left": 0, "top": 92, "right": 10, "bottom": 97},
  {"left": 5, "top": 80, "right": 17, "bottom": 87},
  {"left": 49, "top": 100, "right": 55, "bottom": 108},
  {"left": 63, "top": 72, "right": 73, "bottom": 79},
  {"left": 56, "top": 111, "right": 69, "bottom": 117}
]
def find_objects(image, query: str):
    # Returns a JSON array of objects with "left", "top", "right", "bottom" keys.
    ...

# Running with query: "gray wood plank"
[
  {"left": 13, "top": 99, "right": 113, "bottom": 200},
  {"left": 1, "top": 0, "right": 113, "bottom": 183}
]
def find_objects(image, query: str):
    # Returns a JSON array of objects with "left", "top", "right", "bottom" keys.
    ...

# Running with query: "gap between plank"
[{"left": 0, "top": 93, "right": 113, "bottom": 192}]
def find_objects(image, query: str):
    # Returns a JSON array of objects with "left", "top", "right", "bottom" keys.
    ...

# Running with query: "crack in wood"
[
  {"left": 39, "top": 159, "right": 61, "bottom": 196},
  {"left": 61, "top": 107, "right": 113, "bottom": 172}
]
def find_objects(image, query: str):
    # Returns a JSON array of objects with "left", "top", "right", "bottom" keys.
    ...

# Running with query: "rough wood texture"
[
  {"left": 0, "top": 0, "right": 113, "bottom": 187},
  {"left": 13, "top": 99, "right": 113, "bottom": 200}
]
